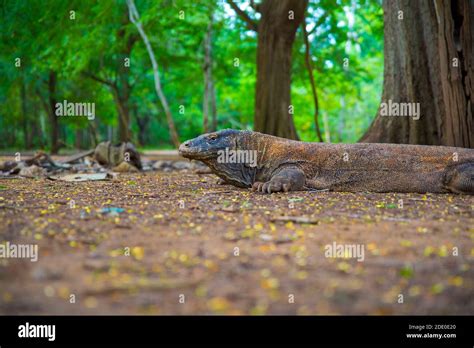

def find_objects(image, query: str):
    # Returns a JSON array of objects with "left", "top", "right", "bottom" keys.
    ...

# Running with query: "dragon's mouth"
[{"left": 178, "top": 144, "right": 216, "bottom": 160}]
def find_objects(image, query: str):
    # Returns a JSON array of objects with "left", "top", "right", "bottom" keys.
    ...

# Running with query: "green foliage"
[
  {"left": 292, "top": 0, "right": 384, "bottom": 142},
  {"left": 0, "top": 0, "right": 383, "bottom": 150}
]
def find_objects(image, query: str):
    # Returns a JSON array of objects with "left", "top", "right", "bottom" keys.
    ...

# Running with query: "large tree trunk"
[
  {"left": 112, "top": 89, "right": 130, "bottom": 142},
  {"left": 116, "top": 12, "right": 135, "bottom": 142},
  {"left": 254, "top": 0, "right": 308, "bottom": 140},
  {"left": 361, "top": 0, "right": 473, "bottom": 148}
]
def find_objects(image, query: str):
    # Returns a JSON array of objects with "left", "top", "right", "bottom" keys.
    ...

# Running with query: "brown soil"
[{"left": 0, "top": 168, "right": 473, "bottom": 315}]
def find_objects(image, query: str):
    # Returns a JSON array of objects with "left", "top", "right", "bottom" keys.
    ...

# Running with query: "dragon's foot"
[{"left": 252, "top": 179, "right": 292, "bottom": 194}]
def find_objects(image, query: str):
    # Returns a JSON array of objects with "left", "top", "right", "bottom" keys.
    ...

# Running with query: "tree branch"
[
  {"left": 249, "top": 0, "right": 261, "bottom": 13},
  {"left": 227, "top": 0, "right": 258, "bottom": 32},
  {"left": 83, "top": 72, "right": 131, "bottom": 140},
  {"left": 36, "top": 88, "right": 50, "bottom": 115},
  {"left": 307, "top": 14, "right": 326, "bottom": 36},
  {"left": 83, "top": 72, "right": 116, "bottom": 88},
  {"left": 302, "top": 17, "right": 323, "bottom": 142},
  {"left": 126, "top": 0, "right": 180, "bottom": 147}
]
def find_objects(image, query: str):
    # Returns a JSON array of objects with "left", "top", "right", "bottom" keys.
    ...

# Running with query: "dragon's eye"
[{"left": 207, "top": 134, "right": 218, "bottom": 141}]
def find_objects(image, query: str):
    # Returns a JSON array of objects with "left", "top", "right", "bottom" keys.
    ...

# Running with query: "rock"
[
  {"left": 112, "top": 161, "right": 139, "bottom": 173},
  {"left": 152, "top": 160, "right": 167, "bottom": 170},
  {"left": 19, "top": 165, "right": 45, "bottom": 178},
  {"left": 172, "top": 161, "right": 192, "bottom": 170},
  {"left": 0, "top": 161, "right": 18, "bottom": 172}
]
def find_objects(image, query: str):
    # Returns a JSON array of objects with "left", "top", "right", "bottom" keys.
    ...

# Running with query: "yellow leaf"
[
  {"left": 208, "top": 297, "right": 231, "bottom": 313},
  {"left": 337, "top": 262, "right": 351, "bottom": 272},
  {"left": 132, "top": 246, "right": 144, "bottom": 260},
  {"left": 448, "top": 276, "right": 463, "bottom": 287},
  {"left": 261, "top": 278, "right": 279, "bottom": 290}
]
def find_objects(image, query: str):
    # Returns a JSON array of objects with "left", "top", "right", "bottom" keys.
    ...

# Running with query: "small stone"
[{"left": 259, "top": 234, "right": 273, "bottom": 242}]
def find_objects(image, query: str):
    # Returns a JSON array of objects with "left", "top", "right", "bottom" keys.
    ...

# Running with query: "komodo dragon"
[{"left": 179, "top": 129, "right": 474, "bottom": 194}]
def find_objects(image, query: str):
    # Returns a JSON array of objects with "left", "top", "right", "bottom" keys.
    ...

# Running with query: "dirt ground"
[{"left": 0, "top": 162, "right": 473, "bottom": 315}]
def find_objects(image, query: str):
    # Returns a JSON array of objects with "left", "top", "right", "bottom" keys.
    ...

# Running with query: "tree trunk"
[
  {"left": 133, "top": 103, "right": 149, "bottom": 146},
  {"left": 88, "top": 121, "right": 98, "bottom": 147},
  {"left": 254, "top": 0, "right": 308, "bottom": 140},
  {"left": 75, "top": 129, "right": 83, "bottom": 149},
  {"left": 20, "top": 73, "right": 31, "bottom": 149},
  {"left": 32, "top": 98, "right": 44, "bottom": 148},
  {"left": 210, "top": 77, "right": 217, "bottom": 132},
  {"left": 119, "top": 103, "right": 130, "bottom": 142},
  {"left": 112, "top": 88, "right": 130, "bottom": 142},
  {"left": 361, "top": 0, "right": 473, "bottom": 148},
  {"left": 116, "top": 12, "right": 134, "bottom": 142},
  {"left": 48, "top": 71, "right": 60, "bottom": 154}
]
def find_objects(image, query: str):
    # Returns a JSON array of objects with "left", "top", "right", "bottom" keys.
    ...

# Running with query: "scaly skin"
[{"left": 179, "top": 129, "right": 474, "bottom": 194}]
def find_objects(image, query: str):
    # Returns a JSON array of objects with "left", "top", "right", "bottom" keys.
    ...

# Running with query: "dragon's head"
[
  {"left": 179, "top": 129, "right": 243, "bottom": 161},
  {"left": 179, "top": 129, "right": 257, "bottom": 188}
]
